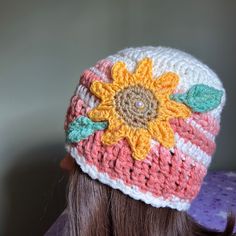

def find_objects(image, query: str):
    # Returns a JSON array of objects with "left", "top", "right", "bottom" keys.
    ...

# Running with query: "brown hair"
[{"left": 66, "top": 166, "right": 236, "bottom": 236}]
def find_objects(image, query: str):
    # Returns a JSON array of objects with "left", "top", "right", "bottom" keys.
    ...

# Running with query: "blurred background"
[{"left": 0, "top": 0, "right": 236, "bottom": 235}]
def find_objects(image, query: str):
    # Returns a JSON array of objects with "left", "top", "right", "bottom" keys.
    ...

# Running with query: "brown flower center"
[{"left": 114, "top": 85, "right": 158, "bottom": 128}]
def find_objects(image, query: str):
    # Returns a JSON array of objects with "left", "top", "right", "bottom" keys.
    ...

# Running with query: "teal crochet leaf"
[
  {"left": 66, "top": 116, "right": 108, "bottom": 143},
  {"left": 171, "top": 84, "right": 223, "bottom": 113}
]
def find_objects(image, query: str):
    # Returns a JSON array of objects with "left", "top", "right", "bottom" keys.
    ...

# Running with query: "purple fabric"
[
  {"left": 45, "top": 171, "right": 236, "bottom": 235},
  {"left": 188, "top": 171, "right": 236, "bottom": 232}
]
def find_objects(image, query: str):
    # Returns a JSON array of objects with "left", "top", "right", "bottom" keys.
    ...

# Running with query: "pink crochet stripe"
[
  {"left": 168, "top": 147, "right": 207, "bottom": 199},
  {"left": 170, "top": 118, "right": 216, "bottom": 156},
  {"left": 64, "top": 96, "right": 89, "bottom": 130},
  {"left": 94, "top": 59, "right": 113, "bottom": 79},
  {"left": 73, "top": 131, "right": 207, "bottom": 201},
  {"left": 65, "top": 96, "right": 215, "bottom": 157},
  {"left": 80, "top": 69, "right": 102, "bottom": 88},
  {"left": 191, "top": 113, "right": 220, "bottom": 136},
  {"left": 80, "top": 59, "right": 113, "bottom": 88}
]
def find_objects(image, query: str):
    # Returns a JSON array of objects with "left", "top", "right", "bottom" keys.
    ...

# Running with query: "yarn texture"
[
  {"left": 171, "top": 84, "right": 223, "bottom": 113},
  {"left": 64, "top": 46, "right": 225, "bottom": 211},
  {"left": 88, "top": 58, "right": 191, "bottom": 160},
  {"left": 66, "top": 116, "right": 107, "bottom": 143}
]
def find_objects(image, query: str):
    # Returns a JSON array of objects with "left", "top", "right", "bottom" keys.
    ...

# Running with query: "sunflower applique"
[{"left": 88, "top": 58, "right": 191, "bottom": 160}]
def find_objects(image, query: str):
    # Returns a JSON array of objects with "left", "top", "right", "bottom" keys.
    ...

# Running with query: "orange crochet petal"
[
  {"left": 148, "top": 119, "right": 175, "bottom": 148},
  {"left": 164, "top": 100, "right": 192, "bottom": 118},
  {"left": 108, "top": 111, "right": 124, "bottom": 130},
  {"left": 134, "top": 58, "right": 153, "bottom": 82},
  {"left": 87, "top": 101, "right": 112, "bottom": 121},
  {"left": 101, "top": 125, "right": 126, "bottom": 145},
  {"left": 111, "top": 61, "right": 134, "bottom": 86},
  {"left": 153, "top": 72, "right": 179, "bottom": 96},
  {"left": 90, "top": 80, "right": 118, "bottom": 99},
  {"left": 126, "top": 128, "right": 151, "bottom": 160}
]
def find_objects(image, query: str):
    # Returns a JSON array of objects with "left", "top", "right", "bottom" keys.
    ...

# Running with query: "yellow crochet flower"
[{"left": 88, "top": 58, "right": 191, "bottom": 160}]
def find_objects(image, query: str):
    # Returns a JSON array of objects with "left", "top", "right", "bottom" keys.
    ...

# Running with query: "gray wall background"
[{"left": 0, "top": 0, "right": 236, "bottom": 235}]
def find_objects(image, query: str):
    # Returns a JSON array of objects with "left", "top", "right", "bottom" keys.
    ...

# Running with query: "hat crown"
[{"left": 64, "top": 46, "right": 225, "bottom": 211}]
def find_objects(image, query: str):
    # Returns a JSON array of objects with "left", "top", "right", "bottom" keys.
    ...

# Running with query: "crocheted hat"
[{"left": 64, "top": 46, "right": 225, "bottom": 211}]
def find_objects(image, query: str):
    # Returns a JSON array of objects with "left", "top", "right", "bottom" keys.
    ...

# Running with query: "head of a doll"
[{"left": 61, "top": 47, "right": 235, "bottom": 236}]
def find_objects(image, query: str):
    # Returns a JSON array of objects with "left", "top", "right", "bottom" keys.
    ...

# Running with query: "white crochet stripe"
[
  {"left": 87, "top": 46, "right": 225, "bottom": 121},
  {"left": 108, "top": 46, "right": 226, "bottom": 121},
  {"left": 75, "top": 84, "right": 99, "bottom": 108},
  {"left": 89, "top": 67, "right": 110, "bottom": 82},
  {"left": 118, "top": 46, "right": 223, "bottom": 90},
  {"left": 185, "top": 118, "right": 215, "bottom": 141},
  {"left": 107, "top": 55, "right": 136, "bottom": 72},
  {"left": 175, "top": 134, "right": 211, "bottom": 167},
  {"left": 67, "top": 145, "right": 191, "bottom": 211}
]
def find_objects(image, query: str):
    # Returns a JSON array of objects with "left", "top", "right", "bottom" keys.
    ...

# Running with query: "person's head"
[{"left": 62, "top": 47, "right": 235, "bottom": 236}]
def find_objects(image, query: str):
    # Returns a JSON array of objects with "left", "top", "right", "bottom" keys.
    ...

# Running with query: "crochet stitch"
[
  {"left": 88, "top": 58, "right": 191, "bottom": 160},
  {"left": 66, "top": 116, "right": 107, "bottom": 143},
  {"left": 64, "top": 46, "right": 225, "bottom": 211},
  {"left": 171, "top": 84, "right": 223, "bottom": 113}
]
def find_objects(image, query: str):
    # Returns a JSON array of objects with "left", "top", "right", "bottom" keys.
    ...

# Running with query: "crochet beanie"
[{"left": 64, "top": 46, "right": 225, "bottom": 211}]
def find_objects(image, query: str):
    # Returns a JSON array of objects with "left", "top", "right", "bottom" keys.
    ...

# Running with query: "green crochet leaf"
[
  {"left": 171, "top": 84, "right": 223, "bottom": 113},
  {"left": 66, "top": 116, "right": 108, "bottom": 143}
]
